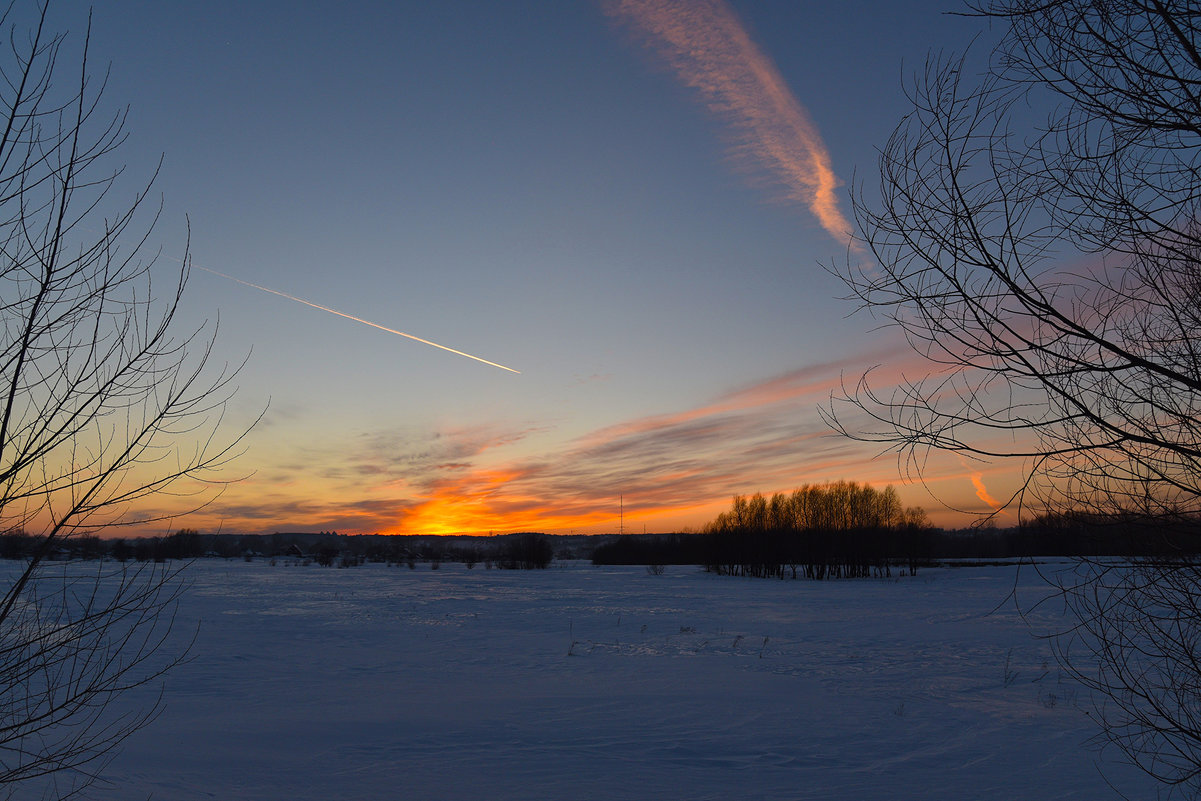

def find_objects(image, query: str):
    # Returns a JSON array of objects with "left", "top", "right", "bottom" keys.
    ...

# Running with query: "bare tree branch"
[
  {"left": 831, "top": 0, "right": 1201, "bottom": 793},
  {"left": 0, "top": 3, "right": 249, "bottom": 797}
]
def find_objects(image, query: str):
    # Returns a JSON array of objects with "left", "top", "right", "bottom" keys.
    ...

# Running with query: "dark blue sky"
[{"left": 51, "top": 0, "right": 1001, "bottom": 534}]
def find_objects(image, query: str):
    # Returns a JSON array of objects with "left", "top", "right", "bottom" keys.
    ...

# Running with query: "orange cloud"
[
  {"left": 152, "top": 343, "right": 1003, "bottom": 537},
  {"left": 952, "top": 453, "right": 1017, "bottom": 518},
  {"left": 969, "top": 471, "right": 1005, "bottom": 513},
  {"left": 374, "top": 347, "right": 923, "bottom": 536},
  {"left": 605, "top": 0, "right": 854, "bottom": 244}
]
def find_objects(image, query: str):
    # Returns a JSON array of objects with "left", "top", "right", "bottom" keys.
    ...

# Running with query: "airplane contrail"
[{"left": 196, "top": 265, "right": 521, "bottom": 374}]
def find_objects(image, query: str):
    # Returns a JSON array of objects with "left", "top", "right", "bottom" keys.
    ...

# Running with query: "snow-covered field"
[{"left": 74, "top": 559, "right": 1154, "bottom": 800}]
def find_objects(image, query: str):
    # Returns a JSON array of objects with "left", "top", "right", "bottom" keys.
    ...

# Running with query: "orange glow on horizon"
[
  {"left": 144, "top": 347, "right": 1030, "bottom": 539},
  {"left": 384, "top": 469, "right": 715, "bottom": 537},
  {"left": 149, "top": 458, "right": 1019, "bottom": 538}
]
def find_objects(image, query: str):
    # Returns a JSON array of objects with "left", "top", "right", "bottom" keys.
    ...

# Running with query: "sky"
[{"left": 45, "top": 0, "right": 1021, "bottom": 536}]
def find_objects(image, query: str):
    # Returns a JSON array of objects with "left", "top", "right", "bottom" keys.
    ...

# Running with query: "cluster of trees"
[
  {"left": 708, "top": 482, "right": 928, "bottom": 534},
  {"left": 701, "top": 482, "right": 933, "bottom": 579}
]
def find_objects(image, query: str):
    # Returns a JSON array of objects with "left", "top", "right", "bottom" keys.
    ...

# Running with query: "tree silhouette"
[
  {"left": 703, "top": 483, "right": 931, "bottom": 579},
  {"left": 831, "top": 0, "right": 1201, "bottom": 792},
  {"left": 0, "top": 3, "right": 246, "bottom": 796}
]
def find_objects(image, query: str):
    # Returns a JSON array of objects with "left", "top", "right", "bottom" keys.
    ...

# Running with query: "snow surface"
[{"left": 68, "top": 559, "right": 1156, "bottom": 800}]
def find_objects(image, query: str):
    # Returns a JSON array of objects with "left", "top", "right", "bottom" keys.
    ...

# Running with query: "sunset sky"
[{"left": 62, "top": 0, "right": 1021, "bottom": 536}]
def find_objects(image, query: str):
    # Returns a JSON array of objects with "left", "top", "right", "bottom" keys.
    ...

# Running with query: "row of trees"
[
  {"left": 0, "top": 528, "right": 560, "bottom": 569},
  {"left": 590, "top": 514, "right": 1201, "bottom": 568},
  {"left": 701, "top": 482, "right": 933, "bottom": 579}
]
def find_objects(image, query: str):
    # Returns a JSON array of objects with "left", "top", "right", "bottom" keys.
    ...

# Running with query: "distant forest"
[
  {"left": 0, "top": 530, "right": 557, "bottom": 570},
  {"left": 593, "top": 483, "right": 1201, "bottom": 579},
  {"left": 2, "top": 481, "right": 1199, "bottom": 578}
]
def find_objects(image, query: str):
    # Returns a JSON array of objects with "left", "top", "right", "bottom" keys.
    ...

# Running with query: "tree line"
[
  {"left": 590, "top": 490, "right": 1201, "bottom": 573},
  {"left": 0, "top": 529, "right": 556, "bottom": 570}
]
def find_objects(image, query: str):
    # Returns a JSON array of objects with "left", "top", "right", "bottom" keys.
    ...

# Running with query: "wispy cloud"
[
  {"left": 604, "top": 0, "right": 854, "bottom": 244},
  {"left": 142, "top": 340, "right": 1022, "bottom": 536},
  {"left": 165, "top": 343, "right": 924, "bottom": 536}
]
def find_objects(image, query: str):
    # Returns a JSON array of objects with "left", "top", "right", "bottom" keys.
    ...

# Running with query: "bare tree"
[
  {"left": 829, "top": 0, "right": 1201, "bottom": 793},
  {"left": 0, "top": 2, "right": 244, "bottom": 797}
]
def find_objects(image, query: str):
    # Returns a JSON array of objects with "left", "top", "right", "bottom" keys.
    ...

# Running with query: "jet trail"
[{"left": 196, "top": 265, "right": 520, "bottom": 374}]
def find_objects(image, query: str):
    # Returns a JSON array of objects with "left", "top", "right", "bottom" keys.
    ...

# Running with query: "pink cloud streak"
[{"left": 605, "top": 0, "right": 854, "bottom": 244}]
